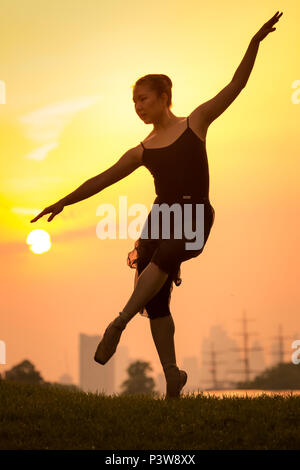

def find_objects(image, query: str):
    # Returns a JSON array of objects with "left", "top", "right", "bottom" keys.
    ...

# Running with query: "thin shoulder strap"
[
  {"left": 140, "top": 141, "right": 145, "bottom": 149},
  {"left": 187, "top": 116, "right": 190, "bottom": 128}
]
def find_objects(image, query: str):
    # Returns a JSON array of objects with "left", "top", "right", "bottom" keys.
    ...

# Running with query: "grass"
[{"left": 0, "top": 380, "right": 300, "bottom": 450}]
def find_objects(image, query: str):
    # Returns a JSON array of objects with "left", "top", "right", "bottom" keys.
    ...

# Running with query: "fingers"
[
  {"left": 30, "top": 203, "right": 63, "bottom": 223},
  {"left": 30, "top": 212, "right": 54, "bottom": 223},
  {"left": 270, "top": 11, "right": 283, "bottom": 24},
  {"left": 274, "top": 11, "right": 283, "bottom": 21},
  {"left": 30, "top": 211, "right": 45, "bottom": 223},
  {"left": 30, "top": 207, "right": 50, "bottom": 223},
  {"left": 265, "top": 12, "right": 281, "bottom": 27},
  {"left": 263, "top": 11, "right": 282, "bottom": 32},
  {"left": 272, "top": 11, "right": 282, "bottom": 19}
]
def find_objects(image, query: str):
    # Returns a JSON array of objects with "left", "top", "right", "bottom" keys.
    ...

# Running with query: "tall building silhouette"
[
  {"left": 79, "top": 333, "right": 115, "bottom": 395},
  {"left": 202, "top": 341, "right": 227, "bottom": 390},
  {"left": 201, "top": 324, "right": 243, "bottom": 388}
]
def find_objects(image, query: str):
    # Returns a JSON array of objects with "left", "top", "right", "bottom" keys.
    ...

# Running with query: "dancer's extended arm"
[
  {"left": 30, "top": 145, "right": 142, "bottom": 223},
  {"left": 190, "top": 11, "right": 283, "bottom": 130}
]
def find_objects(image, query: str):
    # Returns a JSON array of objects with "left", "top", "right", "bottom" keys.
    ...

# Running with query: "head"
[{"left": 132, "top": 74, "right": 173, "bottom": 123}]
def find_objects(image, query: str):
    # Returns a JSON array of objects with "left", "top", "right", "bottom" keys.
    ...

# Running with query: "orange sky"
[{"left": 0, "top": 0, "right": 299, "bottom": 386}]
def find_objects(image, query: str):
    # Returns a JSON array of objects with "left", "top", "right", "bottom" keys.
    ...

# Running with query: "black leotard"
[
  {"left": 127, "top": 115, "right": 215, "bottom": 319},
  {"left": 140, "top": 115, "right": 210, "bottom": 202}
]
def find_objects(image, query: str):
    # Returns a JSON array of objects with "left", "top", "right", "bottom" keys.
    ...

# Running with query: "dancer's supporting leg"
[
  {"left": 149, "top": 314, "right": 177, "bottom": 373},
  {"left": 150, "top": 314, "right": 188, "bottom": 398}
]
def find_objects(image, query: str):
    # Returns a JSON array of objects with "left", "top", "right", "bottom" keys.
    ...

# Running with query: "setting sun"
[{"left": 26, "top": 229, "right": 51, "bottom": 254}]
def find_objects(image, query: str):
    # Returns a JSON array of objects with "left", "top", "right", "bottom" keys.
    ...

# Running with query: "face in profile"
[{"left": 133, "top": 84, "right": 166, "bottom": 123}]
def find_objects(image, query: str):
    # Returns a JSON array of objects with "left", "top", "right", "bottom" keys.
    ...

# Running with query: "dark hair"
[{"left": 132, "top": 74, "right": 173, "bottom": 108}]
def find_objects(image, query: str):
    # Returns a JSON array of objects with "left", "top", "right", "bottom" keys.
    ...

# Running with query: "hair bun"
[{"left": 160, "top": 74, "right": 172, "bottom": 87}]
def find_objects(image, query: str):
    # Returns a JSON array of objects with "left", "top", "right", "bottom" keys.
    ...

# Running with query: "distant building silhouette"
[
  {"left": 229, "top": 310, "right": 264, "bottom": 383},
  {"left": 201, "top": 324, "right": 244, "bottom": 388},
  {"left": 79, "top": 333, "right": 115, "bottom": 395},
  {"left": 202, "top": 341, "right": 227, "bottom": 389},
  {"left": 249, "top": 339, "right": 266, "bottom": 376}
]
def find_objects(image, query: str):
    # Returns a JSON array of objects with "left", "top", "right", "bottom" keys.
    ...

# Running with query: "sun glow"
[{"left": 26, "top": 229, "right": 51, "bottom": 254}]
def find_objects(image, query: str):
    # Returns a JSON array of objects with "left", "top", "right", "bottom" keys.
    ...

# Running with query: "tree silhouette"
[
  {"left": 120, "top": 360, "right": 158, "bottom": 396},
  {"left": 236, "top": 362, "right": 300, "bottom": 390},
  {"left": 4, "top": 359, "right": 44, "bottom": 385}
]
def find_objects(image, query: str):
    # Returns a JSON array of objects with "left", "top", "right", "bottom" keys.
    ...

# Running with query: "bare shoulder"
[
  {"left": 125, "top": 143, "right": 144, "bottom": 165},
  {"left": 128, "top": 129, "right": 156, "bottom": 164},
  {"left": 141, "top": 129, "right": 155, "bottom": 142},
  {"left": 189, "top": 81, "right": 244, "bottom": 133},
  {"left": 188, "top": 109, "right": 209, "bottom": 142}
]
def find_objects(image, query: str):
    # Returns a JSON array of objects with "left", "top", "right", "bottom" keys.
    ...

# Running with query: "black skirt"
[{"left": 127, "top": 195, "right": 215, "bottom": 319}]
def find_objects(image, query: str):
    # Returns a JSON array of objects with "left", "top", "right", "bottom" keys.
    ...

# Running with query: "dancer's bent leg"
[
  {"left": 119, "top": 261, "right": 169, "bottom": 325},
  {"left": 94, "top": 262, "right": 169, "bottom": 365}
]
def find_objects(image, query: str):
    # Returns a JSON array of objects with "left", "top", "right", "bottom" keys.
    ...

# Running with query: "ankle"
[
  {"left": 114, "top": 312, "right": 128, "bottom": 329},
  {"left": 163, "top": 363, "right": 178, "bottom": 375}
]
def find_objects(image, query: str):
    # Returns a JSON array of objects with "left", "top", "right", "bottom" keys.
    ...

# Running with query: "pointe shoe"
[
  {"left": 164, "top": 367, "right": 188, "bottom": 399},
  {"left": 94, "top": 313, "right": 127, "bottom": 365}
]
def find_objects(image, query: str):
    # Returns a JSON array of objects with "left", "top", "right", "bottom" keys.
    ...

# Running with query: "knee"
[
  {"left": 149, "top": 311, "right": 172, "bottom": 321},
  {"left": 150, "top": 261, "right": 169, "bottom": 278},
  {"left": 151, "top": 250, "right": 180, "bottom": 280}
]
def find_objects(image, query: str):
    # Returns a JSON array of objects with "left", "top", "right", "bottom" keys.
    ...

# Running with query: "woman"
[{"left": 31, "top": 12, "right": 283, "bottom": 399}]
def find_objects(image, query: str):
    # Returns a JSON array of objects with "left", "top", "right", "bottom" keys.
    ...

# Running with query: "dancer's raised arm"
[
  {"left": 190, "top": 11, "right": 283, "bottom": 130},
  {"left": 30, "top": 145, "right": 142, "bottom": 223}
]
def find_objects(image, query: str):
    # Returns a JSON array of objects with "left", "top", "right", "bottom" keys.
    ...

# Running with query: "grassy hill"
[{"left": 0, "top": 380, "right": 300, "bottom": 450}]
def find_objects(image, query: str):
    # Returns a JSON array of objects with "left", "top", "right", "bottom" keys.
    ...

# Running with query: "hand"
[
  {"left": 252, "top": 11, "right": 283, "bottom": 43},
  {"left": 30, "top": 201, "right": 65, "bottom": 223}
]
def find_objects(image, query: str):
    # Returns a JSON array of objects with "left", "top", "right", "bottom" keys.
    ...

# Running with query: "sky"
[{"left": 0, "top": 0, "right": 299, "bottom": 386}]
